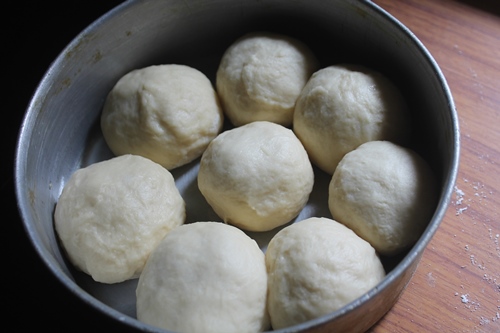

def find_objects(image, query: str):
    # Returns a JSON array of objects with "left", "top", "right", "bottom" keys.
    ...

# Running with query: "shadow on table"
[{"left": 455, "top": 0, "right": 500, "bottom": 17}]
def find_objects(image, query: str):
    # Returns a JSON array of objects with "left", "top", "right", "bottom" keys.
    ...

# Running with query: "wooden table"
[
  {"left": 7, "top": 0, "right": 499, "bottom": 332},
  {"left": 370, "top": 0, "right": 500, "bottom": 332}
]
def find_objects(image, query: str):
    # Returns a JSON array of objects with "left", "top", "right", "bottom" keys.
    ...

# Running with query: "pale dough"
[
  {"left": 328, "top": 140, "right": 438, "bottom": 256},
  {"left": 265, "top": 217, "right": 386, "bottom": 329},
  {"left": 54, "top": 154, "right": 186, "bottom": 284},
  {"left": 197, "top": 121, "right": 314, "bottom": 232},
  {"left": 293, "top": 64, "right": 411, "bottom": 174},
  {"left": 216, "top": 32, "right": 319, "bottom": 127},
  {"left": 101, "top": 64, "right": 224, "bottom": 170},
  {"left": 136, "top": 221, "right": 270, "bottom": 333}
]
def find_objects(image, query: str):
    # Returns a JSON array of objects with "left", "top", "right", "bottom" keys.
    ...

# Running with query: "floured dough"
[
  {"left": 216, "top": 32, "right": 318, "bottom": 127},
  {"left": 293, "top": 64, "right": 411, "bottom": 174},
  {"left": 197, "top": 121, "right": 314, "bottom": 232},
  {"left": 328, "top": 140, "right": 438, "bottom": 256},
  {"left": 265, "top": 217, "right": 385, "bottom": 329},
  {"left": 136, "top": 221, "right": 270, "bottom": 333},
  {"left": 101, "top": 64, "right": 224, "bottom": 170},
  {"left": 54, "top": 154, "right": 186, "bottom": 283}
]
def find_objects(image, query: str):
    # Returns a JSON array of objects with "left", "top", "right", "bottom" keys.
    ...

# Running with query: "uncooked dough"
[
  {"left": 293, "top": 64, "right": 411, "bottom": 174},
  {"left": 101, "top": 64, "right": 224, "bottom": 170},
  {"left": 54, "top": 154, "right": 186, "bottom": 284},
  {"left": 197, "top": 121, "right": 314, "bottom": 232},
  {"left": 265, "top": 217, "right": 386, "bottom": 329},
  {"left": 136, "top": 221, "right": 270, "bottom": 333},
  {"left": 328, "top": 140, "right": 438, "bottom": 256},
  {"left": 216, "top": 32, "right": 319, "bottom": 127}
]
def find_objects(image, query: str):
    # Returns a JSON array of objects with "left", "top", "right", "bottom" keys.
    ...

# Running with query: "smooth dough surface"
[
  {"left": 328, "top": 140, "right": 437, "bottom": 256},
  {"left": 265, "top": 217, "right": 385, "bottom": 329},
  {"left": 136, "top": 221, "right": 270, "bottom": 333},
  {"left": 101, "top": 64, "right": 224, "bottom": 170},
  {"left": 216, "top": 32, "right": 318, "bottom": 127},
  {"left": 293, "top": 64, "right": 411, "bottom": 174},
  {"left": 54, "top": 154, "right": 186, "bottom": 283},
  {"left": 197, "top": 121, "right": 314, "bottom": 232}
]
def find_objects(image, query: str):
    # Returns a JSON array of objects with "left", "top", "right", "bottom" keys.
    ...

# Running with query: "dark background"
[{"left": 5, "top": 1, "right": 143, "bottom": 331}]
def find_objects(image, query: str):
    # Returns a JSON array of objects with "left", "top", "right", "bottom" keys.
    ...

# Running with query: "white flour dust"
[{"left": 454, "top": 185, "right": 468, "bottom": 216}]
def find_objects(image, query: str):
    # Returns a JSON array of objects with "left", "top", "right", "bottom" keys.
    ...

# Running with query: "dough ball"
[
  {"left": 328, "top": 141, "right": 438, "bottom": 256},
  {"left": 54, "top": 154, "right": 186, "bottom": 283},
  {"left": 197, "top": 121, "right": 314, "bottom": 232},
  {"left": 101, "top": 64, "right": 224, "bottom": 170},
  {"left": 265, "top": 217, "right": 385, "bottom": 330},
  {"left": 136, "top": 221, "right": 270, "bottom": 333},
  {"left": 216, "top": 32, "right": 319, "bottom": 127},
  {"left": 293, "top": 64, "right": 411, "bottom": 174}
]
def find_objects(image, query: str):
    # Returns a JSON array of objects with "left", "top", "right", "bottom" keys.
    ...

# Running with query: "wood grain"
[{"left": 370, "top": 0, "right": 500, "bottom": 332}]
